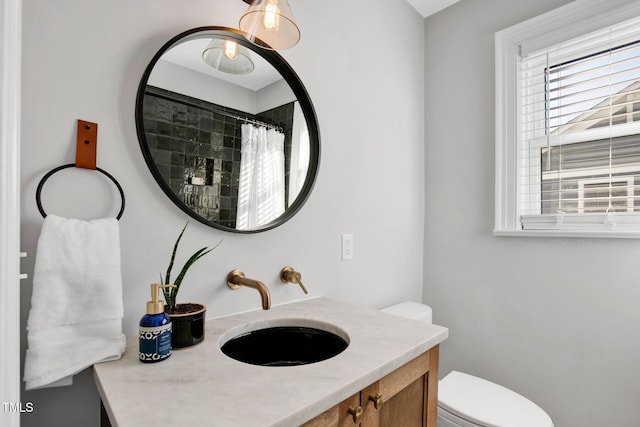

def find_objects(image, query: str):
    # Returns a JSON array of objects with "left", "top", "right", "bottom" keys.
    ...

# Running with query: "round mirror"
[{"left": 136, "top": 26, "right": 320, "bottom": 233}]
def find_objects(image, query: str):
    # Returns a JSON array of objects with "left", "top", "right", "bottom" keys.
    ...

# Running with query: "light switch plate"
[{"left": 342, "top": 234, "right": 353, "bottom": 261}]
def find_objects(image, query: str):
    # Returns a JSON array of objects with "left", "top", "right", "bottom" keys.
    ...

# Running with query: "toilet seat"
[
  {"left": 438, "top": 371, "right": 554, "bottom": 427},
  {"left": 438, "top": 405, "right": 486, "bottom": 427}
]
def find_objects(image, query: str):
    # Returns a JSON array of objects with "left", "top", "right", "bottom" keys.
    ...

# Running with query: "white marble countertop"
[{"left": 94, "top": 297, "right": 448, "bottom": 427}]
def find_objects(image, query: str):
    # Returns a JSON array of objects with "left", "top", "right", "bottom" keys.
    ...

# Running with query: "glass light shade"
[
  {"left": 202, "top": 39, "right": 255, "bottom": 74},
  {"left": 239, "top": 0, "right": 300, "bottom": 50}
]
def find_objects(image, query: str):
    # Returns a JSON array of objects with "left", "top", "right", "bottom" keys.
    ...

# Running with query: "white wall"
[
  {"left": 257, "top": 79, "right": 295, "bottom": 113},
  {"left": 20, "top": 0, "right": 425, "bottom": 426},
  {"left": 149, "top": 59, "right": 260, "bottom": 113},
  {"left": 424, "top": 1, "right": 640, "bottom": 426},
  {"left": 150, "top": 59, "right": 296, "bottom": 114}
]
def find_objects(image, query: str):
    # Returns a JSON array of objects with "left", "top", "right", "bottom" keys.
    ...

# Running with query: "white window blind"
[{"left": 518, "top": 14, "right": 640, "bottom": 232}]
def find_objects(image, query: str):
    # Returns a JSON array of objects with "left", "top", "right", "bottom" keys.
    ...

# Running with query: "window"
[{"left": 495, "top": 0, "right": 640, "bottom": 237}]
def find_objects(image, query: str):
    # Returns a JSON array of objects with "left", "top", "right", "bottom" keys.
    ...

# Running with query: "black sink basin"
[{"left": 221, "top": 326, "right": 349, "bottom": 366}]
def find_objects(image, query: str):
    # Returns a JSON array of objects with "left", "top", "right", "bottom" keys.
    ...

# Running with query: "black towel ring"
[{"left": 36, "top": 163, "right": 126, "bottom": 220}]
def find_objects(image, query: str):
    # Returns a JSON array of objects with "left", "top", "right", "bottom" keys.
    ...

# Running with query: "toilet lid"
[
  {"left": 438, "top": 371, "right": 553, "bottom": 427},
  {"left": 381, "top": 301, "right": 432, "bottom": 323}
]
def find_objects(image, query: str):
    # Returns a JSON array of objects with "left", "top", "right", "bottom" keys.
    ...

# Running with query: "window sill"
[{"left": 493, "top": 229, "right": 640, "bottom": 239}]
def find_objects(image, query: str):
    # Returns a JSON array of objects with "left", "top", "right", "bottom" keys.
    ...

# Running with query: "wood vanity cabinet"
[{"left": 301, "top": 345, "right": 439, "bottom": 427}]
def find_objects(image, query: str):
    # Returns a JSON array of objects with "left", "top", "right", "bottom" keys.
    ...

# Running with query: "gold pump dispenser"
[
  {"left": 139, "top": 284, "right": 177, "bottom": 363},
  {"left": 146, "top": 284, "right": 175, "bottom": 315}
]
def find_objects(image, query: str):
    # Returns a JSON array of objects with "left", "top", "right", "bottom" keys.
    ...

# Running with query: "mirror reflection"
[{"left": 137, "top": 27, "right": 318, "bottom": 232}]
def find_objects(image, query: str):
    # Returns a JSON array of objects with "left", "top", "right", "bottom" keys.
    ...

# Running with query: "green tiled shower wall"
[{"left": 142, "top": 86, "right": 294, "bottom": 228}]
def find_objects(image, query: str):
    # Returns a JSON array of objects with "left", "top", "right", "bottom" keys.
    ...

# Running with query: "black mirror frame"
[{"left": 135, "top": 26, "right": 320, "bottom": 233}]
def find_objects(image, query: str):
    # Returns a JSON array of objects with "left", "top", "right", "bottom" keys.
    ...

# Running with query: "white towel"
[{"left": 24, "top": 215, "right": 126, "bottom": 390}]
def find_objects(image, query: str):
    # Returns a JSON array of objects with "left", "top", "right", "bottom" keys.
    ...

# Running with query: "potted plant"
[{"left": 160, "top": 222, "right": 220, "bottom": 348}]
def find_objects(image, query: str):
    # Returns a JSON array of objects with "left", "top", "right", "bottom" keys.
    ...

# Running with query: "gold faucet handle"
[
  {"left": 280, "top": 266, "right": 308, "bottom": 294},
  {"left": 296, "top": 280, "right": 308, "bottom": 294}
]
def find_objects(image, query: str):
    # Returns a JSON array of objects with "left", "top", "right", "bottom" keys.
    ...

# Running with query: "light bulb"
[
  {"left": 263, "top": 0, "right": 280, "bottom": 31},
  {"left": 223, "top": 40, "right": 239, "bottom": 60}
]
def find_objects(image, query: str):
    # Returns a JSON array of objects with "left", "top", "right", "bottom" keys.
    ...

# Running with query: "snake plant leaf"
[
  {"left": 167, "top": 246, "right": 213, "bottom": 303},
  {"left": 164, "top": 222, "right": 188, "bottom": 286},
  {"left": 160, "top": 222, "right": 222, "bottom": 311}
]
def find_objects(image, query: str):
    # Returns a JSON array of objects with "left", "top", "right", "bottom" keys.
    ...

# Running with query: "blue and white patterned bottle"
[{"left": 139, "top": 284, "right": 175, "bottom": 363}]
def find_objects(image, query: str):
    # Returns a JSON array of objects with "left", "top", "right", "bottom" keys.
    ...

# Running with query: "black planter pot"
[{"left": 168, "top": 303, "right": 206, "bottom": 349}]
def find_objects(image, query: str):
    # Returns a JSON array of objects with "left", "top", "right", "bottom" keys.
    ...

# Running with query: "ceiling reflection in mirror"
[{"left": 136, "top": 27, "right": 319, "bottom": 233}]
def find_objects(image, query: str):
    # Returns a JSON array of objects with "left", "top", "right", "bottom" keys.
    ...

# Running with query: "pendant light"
[
  {"left": 202, "top": 38, "right": 255, "bottom": 75},
  {"left": 239, "top": 0, "right": 300, "bottom": 50}
]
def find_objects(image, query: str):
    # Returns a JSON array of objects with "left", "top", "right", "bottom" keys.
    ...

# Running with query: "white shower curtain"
[
  {"left": 288, "top": 102, "right": 310, "bottom": 205},
  {"left": 236, "top": 124, "right": 286, "bottom": 230}
]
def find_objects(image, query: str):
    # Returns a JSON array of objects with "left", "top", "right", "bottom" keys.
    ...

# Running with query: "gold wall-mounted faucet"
[
  {"left": 280, "top": 266, "right": 308, "bottom": 294},
  {"left": 227, "top": 270, "right": 271, "bottom": 310}
]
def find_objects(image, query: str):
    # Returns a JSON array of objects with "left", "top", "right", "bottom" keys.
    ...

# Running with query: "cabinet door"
[
  {"left": 301, "top": 346, "right": 440, "bottom": 427},
  {"left": 362, "top": 346, "right": 439, "bottom": 427},
  {"left": 372, "top": 376, "right": 424, "bottom": 427},
  {"left": 301, "top": 392, "right": 362, "bottom": 427}
]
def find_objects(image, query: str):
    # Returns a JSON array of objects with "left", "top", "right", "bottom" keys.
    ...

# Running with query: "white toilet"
[{"left": 381, "top": 302, "right": 554, "bottom": 427}]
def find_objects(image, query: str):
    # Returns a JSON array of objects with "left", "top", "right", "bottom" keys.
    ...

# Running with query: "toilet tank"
[{"left": 381, "top": 301, "right": 432, "bottom": 324}]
